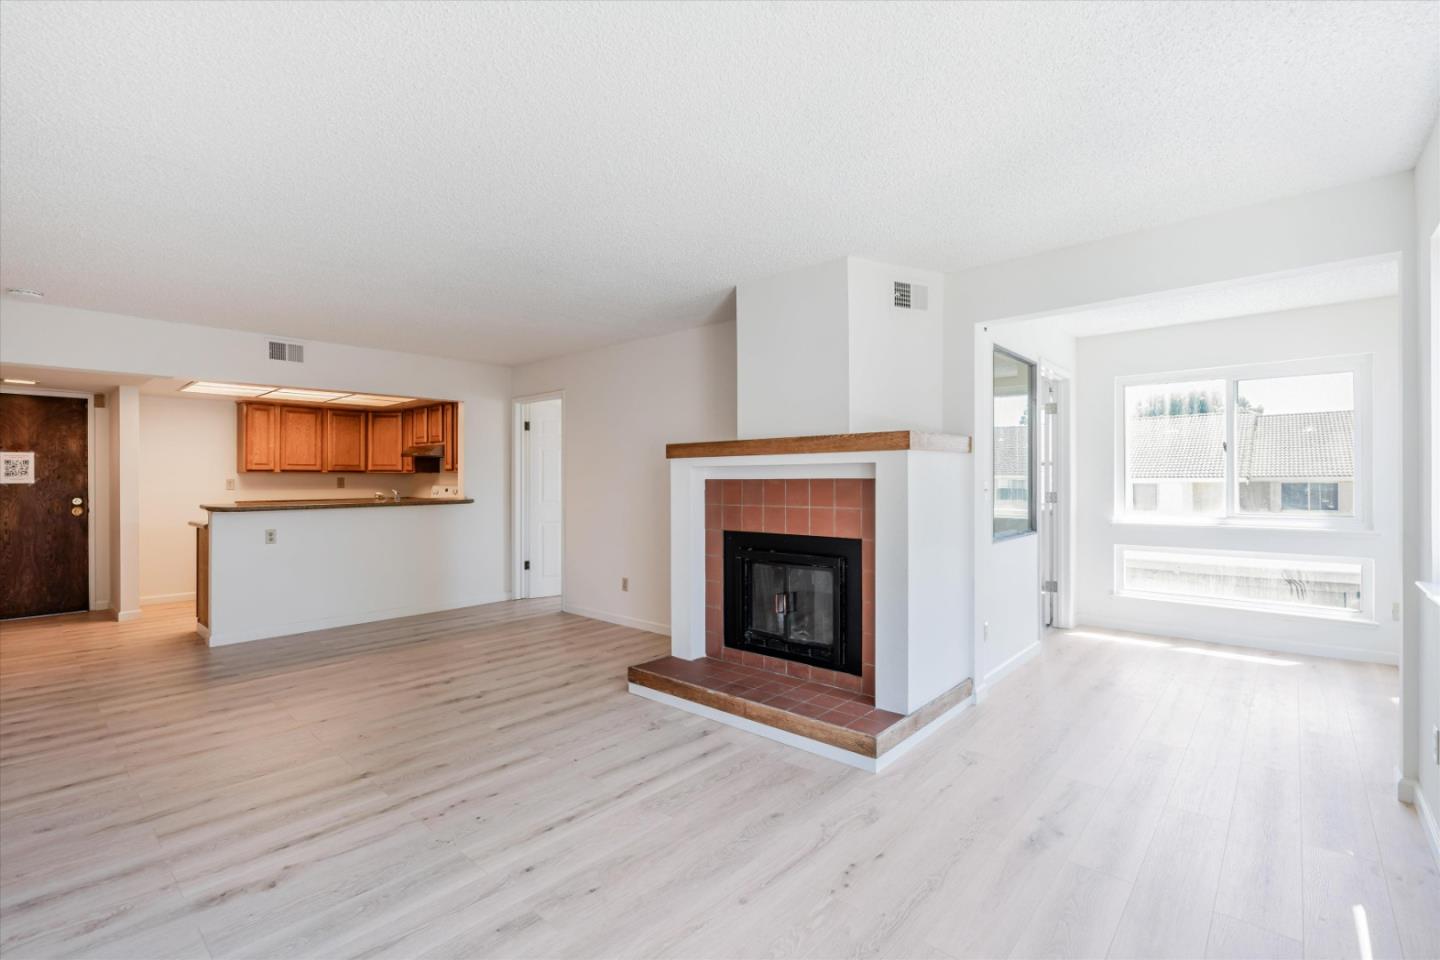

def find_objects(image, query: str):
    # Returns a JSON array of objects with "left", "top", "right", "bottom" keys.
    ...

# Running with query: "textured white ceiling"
[{"left": 2, "top": 1, "right": 1436, "bottom": 365}]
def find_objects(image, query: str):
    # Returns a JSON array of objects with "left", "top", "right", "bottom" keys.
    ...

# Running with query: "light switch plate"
[{"left": 225, "top": 478, "right": 236, "bottom": 490}]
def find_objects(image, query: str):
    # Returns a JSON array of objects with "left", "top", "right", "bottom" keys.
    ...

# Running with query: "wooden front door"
[{"left": 0, "top": 394, "right": 89, "bottom": 619}]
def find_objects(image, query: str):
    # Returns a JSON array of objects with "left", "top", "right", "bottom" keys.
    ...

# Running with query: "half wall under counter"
[{"left": 195, "top": 497, "right": 492, "bottom": 646}]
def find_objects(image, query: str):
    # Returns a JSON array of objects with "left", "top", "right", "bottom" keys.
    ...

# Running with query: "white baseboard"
[
  {"left": 1075, "top": 610, "right": 1398, "bottom": 665},
  {"left": 141, "top": 591, "right": 194, "bottom": 605},
  {"left": 563, "top": 602, "right": 670, "bottom": 636},
  {"left": 976, "top": 640, "right": 1041, "bottom": 701},
  {"left": 112, "top": 608, "right": 141, "bottom": 622},
  {"left": 206, "top": 592, "right": 512, "bottom": 647},
  {"left": 1418, "top": 785, "right": 1440, "bottom": 872}
]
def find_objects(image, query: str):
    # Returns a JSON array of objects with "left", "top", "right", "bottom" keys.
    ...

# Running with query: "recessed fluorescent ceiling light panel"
[
  {"left": 341, "top": 394, "right": 414, "bottom": 406},
  {"left": 181, "top": 381, "right": 274, "bottom": 397},
  {"left": 3, "top": 378, "right": 39, "bottom": 385},
  {"left": 263, "top": 387, "right": 352, "bottom": 403}
]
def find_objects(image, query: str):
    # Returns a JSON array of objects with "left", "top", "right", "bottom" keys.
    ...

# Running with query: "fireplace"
[{"left": 724, "top": 530, "right": 863, "bottom": 676}]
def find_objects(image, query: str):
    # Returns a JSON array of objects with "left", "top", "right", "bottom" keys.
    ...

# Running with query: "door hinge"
[
  {"left": 1044, "top": 491, "right": 1059, "bottom": 504},
  {"left": 1041, "top": 579, "right": 1059, "bottom": 593},
  {"left": 524, "top": 560, "right": 531, "bottom": 570},
  {"left": 1044, "top": 401, "right": 1058, "bottom": 415},
  {"left": 524, "top": 421, "right": 531, "bottom": 431}
]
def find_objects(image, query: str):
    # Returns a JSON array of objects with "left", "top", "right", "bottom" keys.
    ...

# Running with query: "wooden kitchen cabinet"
[
  {"left": 409, "top": 406, "right": 428, "bottom": 445},
  {"left": 323, "top": 409, "right": 367, "bottom": 472},
  {"left": 366, "top": 411, "right": 405, "bottom": 472},
  {"left": 426, "top": 404, "right": 444, "bottom": 443},
  {"left": 442, "top": 402, "right": 457, "bottom": 471},
  {"left": 278, "top": 406, "right": 325, "bottom": 471},
  {"left": 237, "top": 402, "right": 280, "bottom": 472}
]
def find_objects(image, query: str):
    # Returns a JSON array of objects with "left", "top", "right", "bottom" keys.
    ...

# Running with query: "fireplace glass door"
[{"left": 724, "top": 531, "right": 862, "bottom": 675}]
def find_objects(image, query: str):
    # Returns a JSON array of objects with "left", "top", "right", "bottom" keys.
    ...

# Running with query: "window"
[
  {"left": 1236, "top": 371, "right": 1354, "bottom": 517},
  {"left": 1116, "top": 546, "right": 1371, "bottom": 620},
  {"left": 1117, "top": 359, "right": 1366, "bottom": 528},
  {"left": 993, "top": 346, "right": 1035, "bottom": 540},
  {"left": 1122, "top": 379, "right": 1226, "bottom": 518}
]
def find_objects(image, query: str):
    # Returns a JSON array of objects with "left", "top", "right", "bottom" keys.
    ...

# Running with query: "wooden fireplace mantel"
[{"left": 665, "top": 430, "right": 972, "bottom": 459}]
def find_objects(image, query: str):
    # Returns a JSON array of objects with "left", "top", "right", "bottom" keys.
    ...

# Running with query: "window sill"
[
  {"left": 1110, "top": 515, "right": 1375, "bottom": 535},
  {"left": 1113, "top": 590, "right": 1378, "bottom": 625}
]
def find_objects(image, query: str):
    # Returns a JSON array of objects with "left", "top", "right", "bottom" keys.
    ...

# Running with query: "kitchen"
[{"left": 141, "top": 380, "right": 473, "bottom": 644}]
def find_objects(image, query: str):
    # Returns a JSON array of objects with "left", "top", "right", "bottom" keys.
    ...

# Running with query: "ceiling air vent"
[
  {"left": 268, "top": 340, "right": 304, "bottom": 363},
  {"left": 893, "top": 281, "right": 928, "bottom": 311}
]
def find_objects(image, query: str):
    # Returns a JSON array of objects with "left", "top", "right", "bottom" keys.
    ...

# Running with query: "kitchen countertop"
[{"left": 201, "top": 497, "right": 473, "bottom": 513}]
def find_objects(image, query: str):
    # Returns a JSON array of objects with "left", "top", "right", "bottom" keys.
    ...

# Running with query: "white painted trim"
[
  {"left": 206, "top": 591, "right": 511, "bottom": 646},
  {"left": 113, "top": 609, "right": 141, "bottom": 622},
  {"left": 1074, "top": 612, "right": 1397, "bottom": 664},
  {"left": 628, "top": 683, "right": 973, "bottom": 773},
  {"left": 563, "top": 602, "right": 669, "bottom": 636},
  {"left": 1416, "top": 785, "right": 1440, "bottom": 872},
  {"left": 976, "top": 639, "right": 1041, "bottom": 701},
  {"left": 195, "top": 622, "right": 211, "bottom": 641},
  {"left": 0, "top": 385, "right": 98, "bottom": 611},
  {"left": 510, "top": 390, "right": 565, "bottom": 601},
  {"left": 141, "top": 591, "right": 195, "bottom": 605}
]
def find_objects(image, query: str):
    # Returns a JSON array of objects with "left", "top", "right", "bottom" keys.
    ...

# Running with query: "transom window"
[{"left": 1116, "top": 358, "right": 1367, "bottom": 528}]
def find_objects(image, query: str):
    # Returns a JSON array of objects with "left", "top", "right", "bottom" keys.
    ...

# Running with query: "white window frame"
[
  {"left": 1114, "top": 544, "right": 1376, "bottom": 623},
  {"left": 1112, "top": 354, "right": 1372, "bottom": 532}
]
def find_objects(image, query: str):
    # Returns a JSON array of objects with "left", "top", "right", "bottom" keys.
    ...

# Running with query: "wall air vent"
[
  {"left": 893, "top": 281, "right": 928, "bottom": 311},
  {"left": 268, "top": 340, "right": 305, "bottom": 363}
]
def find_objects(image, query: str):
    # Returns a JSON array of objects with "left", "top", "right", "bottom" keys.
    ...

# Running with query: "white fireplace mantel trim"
[{"left": 669, "top": 448, "right": 972, "bottom": 715}]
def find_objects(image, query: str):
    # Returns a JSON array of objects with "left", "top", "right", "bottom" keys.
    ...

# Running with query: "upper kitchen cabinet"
[
  {"left": 366, "top": 411, "right": 405, "bottom": 472},
  {"left": 278, "top": 406, "right": 325, "bottom": 471},
  {"left": 442, "top": 403, "right": 457, "bottom": 472},
  {"left": 237, "top": 402, "right": 279, "bottom": 472},
  {"left": 409, "top": 406, "right": 428, "bottom": 445},
  {"left": 323, "top": 409, "right": 367, "bottom": 472},
  {"left": 426, "top": 403, "right": 444, "bottom": 444}
]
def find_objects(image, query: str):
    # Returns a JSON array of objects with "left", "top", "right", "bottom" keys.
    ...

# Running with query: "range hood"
[{"left": 402, "top": 443, "right": 445, "bottom": 458}]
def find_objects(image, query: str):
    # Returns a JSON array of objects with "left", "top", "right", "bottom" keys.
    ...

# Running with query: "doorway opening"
[{"left": 514, "top": 394, "right": 563, "bottom": 599}]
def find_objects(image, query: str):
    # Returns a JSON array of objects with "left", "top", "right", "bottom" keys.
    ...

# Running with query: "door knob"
[
  {"left": 71, "top": 497, "right": 83, "bottom": 505},
  {"left": 71, "top": 506, "right": 84, "bottom": 516}
]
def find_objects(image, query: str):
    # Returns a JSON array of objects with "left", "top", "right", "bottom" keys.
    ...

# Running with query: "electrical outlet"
[
  {"left": 432, "top": 485, "right": 442, "bottom": 497},
  {"left": 621, "top": 577, "right": 629, "bottom": 592},
  {"left": 336, "top": 476, "right": 346, "bottom": 488},
  {"left": 225, "top": 478, "right": 236, "bottom": 491},
  {"left": 264, "top": 529, "right": 277, "bottom": 545}
]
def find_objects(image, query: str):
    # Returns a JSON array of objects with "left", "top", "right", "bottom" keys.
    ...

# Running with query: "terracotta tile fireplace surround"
[{"left": 628, "top": 431, "right": 974, "bottom": 772}]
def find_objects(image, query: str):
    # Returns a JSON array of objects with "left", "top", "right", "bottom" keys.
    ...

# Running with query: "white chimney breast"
[{"left": 736, "top": 256, "right": 945, "bottom": 439}]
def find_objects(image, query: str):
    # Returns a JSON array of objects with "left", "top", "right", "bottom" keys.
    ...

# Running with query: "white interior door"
[{"left": 523, "top": 398, "right": 563, "bottom": 598}]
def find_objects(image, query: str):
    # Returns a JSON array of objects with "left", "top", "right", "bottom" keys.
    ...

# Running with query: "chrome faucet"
[{"left": 374, "top": 489, "right": 401, "bottom": 502}]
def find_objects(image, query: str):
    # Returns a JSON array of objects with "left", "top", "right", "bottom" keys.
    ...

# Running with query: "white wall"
[
  {"left": 1412, "top": 114, "right": 1439, "bottom": 842},
  {"left": 511, "top": 321, "right": 737, "bottom": 633},
  {"left": 0, "top": 300, "right": 512, "bottom": 618},
  {"left": 736, "top": 258, "right": 850, "bottom": 439},
  {"left": 1074, "top": 298, "right": 1403, "bottom": 663},
  {"left": 846, "top": 258, "right": 945, "bottom": 433},
  {"left": 969, "top": 317, "right": 1076, "bottom": 693},
  {"left": 137, "top": 394, "right": 456, "bottom": 603},
  {"left": 736, "top": 256, "right": 944, "bottom": 438}
]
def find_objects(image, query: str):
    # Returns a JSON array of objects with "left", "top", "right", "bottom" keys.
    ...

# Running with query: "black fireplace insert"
[{"left": 723, "top": 530, "right": 862, "bottom": 676}]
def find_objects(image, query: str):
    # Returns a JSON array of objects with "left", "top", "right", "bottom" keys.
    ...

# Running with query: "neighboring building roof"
[
  {"left": 1126, "top": 413, "right": 1224, "bottom": 480},
  {"left": 1239, "top": 410, "right": 1353, "bottom": 480},
  {"left": 994, "top": 425, "right": 1030, "bottom": 477},
  {"left": 1121, "top": 409, "right": 1353, "bottom": 481}
]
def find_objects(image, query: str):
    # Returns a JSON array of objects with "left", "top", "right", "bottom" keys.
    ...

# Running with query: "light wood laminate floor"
[{"left": 1, "top": 601, "right": 1436, "bottom": 959}]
